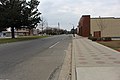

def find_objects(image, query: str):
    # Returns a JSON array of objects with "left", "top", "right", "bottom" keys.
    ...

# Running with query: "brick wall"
[{"left": 78, "top": 15, "right": 90, "bottom": 37}]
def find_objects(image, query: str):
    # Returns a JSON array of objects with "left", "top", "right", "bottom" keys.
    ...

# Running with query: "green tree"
[
  {"left": 22, "top": 0, "right": 41, "bottom": 28},
  {"left": 0, "top": 13, "right": 7, "bottom": 32},
  {"left": 0, "top": 0, "right": 26, "bottom": 38},
  {"left": 0, "top": 0, "right": 41, "bottom": 38}
]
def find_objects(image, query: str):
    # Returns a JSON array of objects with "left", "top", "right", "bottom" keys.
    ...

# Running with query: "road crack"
[{"left": 48, "top": 65, "right": 62, "bottom": 80}]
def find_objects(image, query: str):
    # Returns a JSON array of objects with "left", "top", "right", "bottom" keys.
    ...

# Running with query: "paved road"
[{"left": 0, "top": 35, "right": 72, "bottom": 80}]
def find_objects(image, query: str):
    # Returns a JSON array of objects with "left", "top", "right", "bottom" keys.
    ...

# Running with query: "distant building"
[
  {"left": 0, "top": 28, "right": 39, "bottom": 37},
  {"left": 77, "top": 15, "right": 120, "bottom": 38}
]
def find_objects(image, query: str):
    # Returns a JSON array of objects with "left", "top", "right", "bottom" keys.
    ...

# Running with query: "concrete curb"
[
  {"left": 58, "top": 43, "right": 72, "bottom": 80},
  {"left": 71, "top": 38, "right": 77, "bottom": 80}
]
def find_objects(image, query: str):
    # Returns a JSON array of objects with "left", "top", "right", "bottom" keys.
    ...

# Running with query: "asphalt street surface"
[{"left": 0, "top": 35, "right": 72, "bottom": 80}]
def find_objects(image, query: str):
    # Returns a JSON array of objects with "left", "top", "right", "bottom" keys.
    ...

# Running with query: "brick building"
[
  {"left": 77, "top": 15, "right": 90, "bottom": 37},
  {"left": 77, "top": 15, "right": 120, "bottom": 38}
]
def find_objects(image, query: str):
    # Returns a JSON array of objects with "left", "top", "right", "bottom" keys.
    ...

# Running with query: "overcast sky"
[{"left": 38, "top": 0, "right": 120, "bottom": 30}]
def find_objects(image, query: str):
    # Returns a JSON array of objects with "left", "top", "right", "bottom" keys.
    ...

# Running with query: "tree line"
[
  {"left": 40, "top": 27, "right": 69, "bottom": 35},
  {"left": 0, "top": 0, "right": 41, "bottom": 38}
]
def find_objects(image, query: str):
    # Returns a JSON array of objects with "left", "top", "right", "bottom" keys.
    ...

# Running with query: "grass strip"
[
  {"left": 97, "top": 40, "right": 120, "bottom": 51},
  {"left": 0, "top": 36, "right": 48, "bottom": 44}
]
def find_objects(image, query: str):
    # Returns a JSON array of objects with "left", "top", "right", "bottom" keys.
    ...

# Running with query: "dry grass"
[
  {"left": 0, "top": 36, "right": 48, "bottom": 44},
  {"left": 98, "top": 40, "right": 120, "bottom": 51}
]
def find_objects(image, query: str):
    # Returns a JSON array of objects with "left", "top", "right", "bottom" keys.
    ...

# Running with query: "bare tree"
[
  {"left": 38, "top": 16, "right": 48, "bottom": 35},
  {"left": 96, "top": 16, "right": 106, "bottom": 37}
]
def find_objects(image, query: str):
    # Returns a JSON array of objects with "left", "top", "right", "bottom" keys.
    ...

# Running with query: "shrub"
[
  {"left": 88, "top": 36, "right": 97, "bottom": 41},
  {"left": 102, "top": 37, "right": 112, "bottom": 41},
  {"left": 91, "top": 37, "right": 97, "bottom": 41},
  {"left": 97, "top": 37, "right": 103, "bottom": 41}
]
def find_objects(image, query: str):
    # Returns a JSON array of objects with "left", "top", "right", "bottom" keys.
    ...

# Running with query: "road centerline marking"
[{"left": 49, "top": 42, "right": 60, "bottom": 48}]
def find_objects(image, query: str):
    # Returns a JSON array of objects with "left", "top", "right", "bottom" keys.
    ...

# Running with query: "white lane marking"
[{"left": 49, "top": 42, "right": 60, "bottom": 48}]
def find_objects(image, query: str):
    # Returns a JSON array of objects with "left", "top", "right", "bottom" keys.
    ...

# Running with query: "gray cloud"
[{"left": 38, "top": 0, "right": 120, "bottom": 30}]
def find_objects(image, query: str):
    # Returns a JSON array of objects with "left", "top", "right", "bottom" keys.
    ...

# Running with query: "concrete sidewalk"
[{"left": 72, "top": 35, "right": 120, "bottom": 80}]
